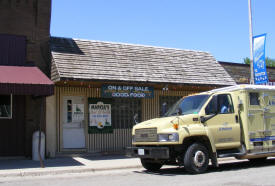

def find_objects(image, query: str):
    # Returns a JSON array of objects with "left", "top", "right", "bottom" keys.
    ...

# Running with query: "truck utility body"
[{"left": 127, "top": 85, "right": 275, "bottom": 174}]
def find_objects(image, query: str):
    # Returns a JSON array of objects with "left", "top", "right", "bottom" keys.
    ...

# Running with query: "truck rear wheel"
[
  {"left": 140, "top": 158, "right": 162, "bottom": 171},
  {"left": 184, "top": 143, "right": 209, "bottom": 174}
]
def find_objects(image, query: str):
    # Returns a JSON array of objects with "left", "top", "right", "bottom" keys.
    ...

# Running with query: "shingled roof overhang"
[{"left": 50, "top": 37, "right": 236, "bottom": 87}]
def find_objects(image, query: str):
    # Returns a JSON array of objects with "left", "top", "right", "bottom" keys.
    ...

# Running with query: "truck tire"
[
  {"left": 140, "top": 158, "right": 162, "bottom": 171},
  {"left": 184, "top": 143, "right": 209, "bottom": 174}
]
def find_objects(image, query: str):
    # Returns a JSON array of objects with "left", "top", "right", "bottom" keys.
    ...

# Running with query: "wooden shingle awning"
[{"left": 0, "top": 66, "right": 54, "bottom": 96}]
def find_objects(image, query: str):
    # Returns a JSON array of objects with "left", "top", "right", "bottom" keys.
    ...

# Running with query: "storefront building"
[
  {"left": 46, "top": 37, "right": 236, "bottom": 156},
  {"left": 0, "top": 0, "right": 53, "bottom": 157}
]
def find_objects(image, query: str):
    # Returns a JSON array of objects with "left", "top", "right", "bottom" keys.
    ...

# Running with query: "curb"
[
  {"left": 0, "top": 165, "right": 143, "bottom": 178},
  {"left": 0, "top": 157, "right": 242, "bottom": 178}
]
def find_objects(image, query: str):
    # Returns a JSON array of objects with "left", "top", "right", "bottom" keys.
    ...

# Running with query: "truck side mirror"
[{"left": 200, "top": 116, "right": 206, "bottom": 123}]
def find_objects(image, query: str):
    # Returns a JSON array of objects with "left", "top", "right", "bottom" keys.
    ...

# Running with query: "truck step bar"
[
  {"left": 218, "top": 152, "right": 246, "bottom": 158},
  {"left": 217, "top": 145, "right": 247, "bottom": 158}
]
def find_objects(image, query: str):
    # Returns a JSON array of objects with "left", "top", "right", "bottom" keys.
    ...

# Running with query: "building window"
[
  {"left": 0, "top": 95, "right": 12, "bottom": 119},
  {"left": 111, "top": 98, "right": 141, "bottom": 128},
  {"left": 0, "top": 34, "right": 26, "bottom": 66}
]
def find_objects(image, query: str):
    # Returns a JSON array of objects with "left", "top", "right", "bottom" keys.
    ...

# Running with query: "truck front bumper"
[{"left": 126, "top": 146, "right": 170, "bottom": 159}]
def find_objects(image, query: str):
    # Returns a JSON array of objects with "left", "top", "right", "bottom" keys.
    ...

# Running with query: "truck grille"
[{"left": 135, "top": 128, "right": 157, "bottom": 142}]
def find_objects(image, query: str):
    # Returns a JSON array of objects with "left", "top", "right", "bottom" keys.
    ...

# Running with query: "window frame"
[{"left": 0, "top": 94, "right": 13, "bottom": 119}]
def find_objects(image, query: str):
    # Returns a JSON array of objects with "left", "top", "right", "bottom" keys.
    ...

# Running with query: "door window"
[
  {"left": 205, "top": 94, "right": 234, "bottom": 115},
  {"left": 66, "top": 100, "right": 72, "bottom": 123}
]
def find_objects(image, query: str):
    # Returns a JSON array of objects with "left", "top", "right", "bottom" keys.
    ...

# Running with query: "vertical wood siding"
[{"left": 56, "top": 86, "right": 198, "bottom": 153}]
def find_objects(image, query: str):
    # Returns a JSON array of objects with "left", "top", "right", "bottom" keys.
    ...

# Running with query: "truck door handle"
[{"left": 235, "top": 115, "right": 239, "bottom": 123}]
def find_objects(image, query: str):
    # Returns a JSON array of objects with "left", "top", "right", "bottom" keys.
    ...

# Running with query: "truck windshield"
[{"left": 164, "top": 95, "right": 209, "bottom": 117}]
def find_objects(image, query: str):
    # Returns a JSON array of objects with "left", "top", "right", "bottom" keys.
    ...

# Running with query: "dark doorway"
[{"left": 0, "top": 95, "right": 25, "bottom": 156}]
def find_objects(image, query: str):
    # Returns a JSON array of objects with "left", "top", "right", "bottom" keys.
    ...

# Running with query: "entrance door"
[{"left": 62, "top": 96, "right": 85, "bottom": 149}]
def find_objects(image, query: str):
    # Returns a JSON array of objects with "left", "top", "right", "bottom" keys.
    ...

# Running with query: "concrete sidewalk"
[
  {"left": 0, "top": 155, "right": 142, "bottom": 178},
  {"left": 0, "top": 155, "right": 238, "bottom": 178}
]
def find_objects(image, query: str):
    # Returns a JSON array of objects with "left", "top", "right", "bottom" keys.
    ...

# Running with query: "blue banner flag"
[{"left": 253, "top": 34, "right": 268, "bottom": 84}]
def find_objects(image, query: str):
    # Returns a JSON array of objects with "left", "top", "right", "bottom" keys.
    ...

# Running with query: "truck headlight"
[{"left": 158, "top": 133, "right": 179, "bottom": 142}]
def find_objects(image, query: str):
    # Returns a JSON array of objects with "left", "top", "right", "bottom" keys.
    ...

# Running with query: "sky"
[{"left": 51, "top": 0, "right": 275, "bottom": 63}]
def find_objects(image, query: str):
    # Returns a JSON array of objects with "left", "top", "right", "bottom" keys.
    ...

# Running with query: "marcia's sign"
[
  {"left": 88, "top": 101, "right": 112, "bottom": 134},
  {"left": 102, "top": 85, "right": 154, "bottom": 98}
]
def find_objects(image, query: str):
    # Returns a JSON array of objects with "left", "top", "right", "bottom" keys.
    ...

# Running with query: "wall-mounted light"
[{"left": 162, "top": 84, "right": 169, "bottom": 91}]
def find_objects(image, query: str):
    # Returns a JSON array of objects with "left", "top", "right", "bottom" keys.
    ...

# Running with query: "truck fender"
[
  {"left": 204, "top": 128, "right": 218, "bottom": 167},
  {"left": 204, "top": 128, "right": 216, "bottom": 153}
]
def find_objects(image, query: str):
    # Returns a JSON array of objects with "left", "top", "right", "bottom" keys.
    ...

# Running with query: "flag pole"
[{"left": 248, "top": 0, "right": 254, "bottom": 84}]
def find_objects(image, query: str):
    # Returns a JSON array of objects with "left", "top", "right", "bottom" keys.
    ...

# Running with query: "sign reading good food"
[
  {"left": 102, "top": 85, "right": 154, "bottom": 98},
  {"left": 89, "top": 101, "right": 112, "bottom": 133}
]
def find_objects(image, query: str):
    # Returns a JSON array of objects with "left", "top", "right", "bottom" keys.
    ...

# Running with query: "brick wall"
[
  {"left": 0, "top": 0, "right": 51, "bottom": 75},
  {"left": 0, "top": 0, "right": 51, "bottom": 157}
]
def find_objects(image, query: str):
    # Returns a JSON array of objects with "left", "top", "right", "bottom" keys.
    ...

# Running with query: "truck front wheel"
[
  {"left": 140, "top": 158, "right": 162, "bottom": 171},
  {"left": 184, "top": 143, "right": 209, "bottom": 174}
]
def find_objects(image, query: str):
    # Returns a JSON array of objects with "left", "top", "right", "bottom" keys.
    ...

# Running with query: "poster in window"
[
  {"left": 72, "top": 104, "right": 84, "bottom": 122},
  {"left": 89, "top": 101, "right": 112, "bottom": 133}
]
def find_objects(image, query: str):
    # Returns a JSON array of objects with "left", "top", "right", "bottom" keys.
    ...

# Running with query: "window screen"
[{"left": 111, "top": 98, "right": 141, "bottom": 129}]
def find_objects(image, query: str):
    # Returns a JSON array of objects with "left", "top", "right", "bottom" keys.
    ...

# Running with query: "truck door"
[{"left": 204, "top": 94, "right": 241, "bottom": 149}]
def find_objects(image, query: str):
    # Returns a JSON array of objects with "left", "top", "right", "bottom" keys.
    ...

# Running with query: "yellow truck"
[{"left": 127, "top": 85, "right": 275, "bottom": 174}]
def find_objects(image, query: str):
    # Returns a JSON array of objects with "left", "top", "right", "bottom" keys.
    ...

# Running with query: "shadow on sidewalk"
[
  {"left": 0, "top": 154, "right": 131, "bottom": 170},
  {"left": 0, "top": 157, "right": 84, "bottom": 170}
]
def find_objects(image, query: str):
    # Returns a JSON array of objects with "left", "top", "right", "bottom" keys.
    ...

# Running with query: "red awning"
[{"left": 0, "top": 66, "right": 54, "bottom": 96}]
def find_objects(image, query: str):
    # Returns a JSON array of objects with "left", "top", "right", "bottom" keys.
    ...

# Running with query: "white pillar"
[{"left": 46, "top": 95, "right": 57, "bottom": 157}]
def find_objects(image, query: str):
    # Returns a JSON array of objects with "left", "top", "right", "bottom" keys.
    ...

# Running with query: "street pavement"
[
  {"left": 1, "top": 158, "right": 275, "bottom": 186},
  {"left": 0, "top": 155, "right": 245, "bottom": 178}
]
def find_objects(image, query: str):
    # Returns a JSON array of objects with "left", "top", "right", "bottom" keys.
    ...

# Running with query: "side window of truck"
[
  {"left": 217, "top": 94, "right": 234, "bottom": 114},
  {"left": 205, "top": 94, "right": 234, "bottom": 115},
  {"left": 249, "top": 92, "right": 260, "bottom": 105},
  {"left": 205, "top": 96, "right": 218, "bottom": 115}
]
